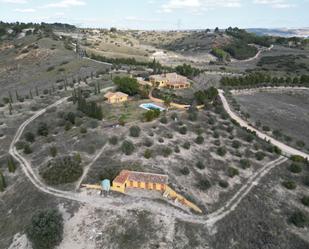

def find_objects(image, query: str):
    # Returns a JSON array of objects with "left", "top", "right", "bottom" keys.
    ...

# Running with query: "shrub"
[
  {"left": 239, "top": 159, "right": 251, "bottom": 169},
  {"left": 37, "top": 122, "right": 48, "bottom": 136},
  {"left": 301, "top": 196, "right": 309, "bottom": 207},
  {"left": 165, "top": 133, "right": 173, "bottom": 139},
  {"left": 217, "top": 147, "right": 227, "bottom": 156},
  {"left": 24, "top": 132, "right": 35, "bottom": 143},
  {"left": 180, "top": 167, "right": 190, "bottom": 175},
  {"left": 195, "top": 136, "right": 204, "bottom": 144},
  {"left": 26, "top": 209, "right": 63, "bottom": 249},
  {"left": 109, "top": 136, "right": 118, "bottom": 145},
  {"left": 246, "top": 134, "right": 254, "bottom": 143},
  {"left": 227, "top": 167, "right": 239, "bottom": 178},
  {"left": 179, "top": 126, "right": 187, "bottom": 135},
  {"left": 41, "top": 156, "right": 83, "bottom": 185},
  {"left": 174, "top": 146, "right": 180, "bottom": 153},
  {"left": 303, "top": 176, "right": 309, "bottom": 187},
  {"left": 66, "top": 112, "right": 76, "bottom": 125},
  {"left": 290, "top": 155, "right": 306, "bottom": 163},
  {"left": 197, "top": 178, "right": 211, "bottom": 191},
  {"left": 0, "top": 170, "right": 5, "bottom": 191},
  {"left": 143, "top": 139, "right": 153, "bottom": 147},
  {"left": 188, "top": 112, "right": 198, "bottom": 121},
  {"left": 158, "top": 137, "right": 164, "bottom": 143},
  {"left": 213, "top": 131, "right": 220, "bottom": 139},
  {"left": 64, "top": 121, "right": 72, "bottom": 131},
  {"left": 288, "top": 211, "right": 308, "bottom": 228},
  {"left": 262, "top": 126, "right": 270, "bottom": 132},
  {"left": 296, "top": 140, "right": 305, "bottom": 148},
  {"left": 49, "top": 146, "right": 57, "bottom": 157},
  {"left": 196, "top": 161, "right": 205, "bottom": 170},
  {"left": 80, "top": 126, "right": 87, "bottom": 134},
  {"left": 162, "top": 147, "right": 172, "bottom": 158},
  {"left": 144, "top": 149, "right": 152, "bottom": 159},
  {"left": 129, "top": 126, "right": 141, "bottom": 137},
  {"left": 255, "top": 151, "right": 265, "bottom": 161},
  {"left": 171, "top": 113, "right": 178, "bottom": 121},
  {"left": 232, "top": 140, "right": 241, "bottom": 149},
  {"left": 143, "top": 109, "right": 160, "bottom": 122},
  {"left": 121, "top": 140, "right": 135, "bottom": 155},
  {"left": 160, "top": 116, "right": 168, "bottom": 124},
  {"left": 288, "top": 163, "right": 302, "bottom": 174},
  {"left": 282, "top": 180, "right": 296, "bottom": 190},
  {"left": 182, "top": 142, "right": 191, "bottom": 150},
  {"left": 15, "top": 141, "right": 26, "bottom": 150},
  {"left": 23, "top": 143, "right": 32, "bottom": 154},
  {"left": 219, "top": 180, "right": 229, "bottom": 188}
]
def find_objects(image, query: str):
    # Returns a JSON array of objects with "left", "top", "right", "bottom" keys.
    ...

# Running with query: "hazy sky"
[{"left": 1, "top": 0, "right": 308, "bottom": 29}]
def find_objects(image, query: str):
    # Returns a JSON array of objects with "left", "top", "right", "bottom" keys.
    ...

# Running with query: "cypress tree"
[
  {"left": 8, "top": 91, "right": 13, "bottom": 103},
  {"left": 9, "top": 102, "right": 13, "bottom": 115},
  {"left": 0, "top": 171, "right": 6, "bottom": 192},
  {"left": 29, "top": 90, "right": 33, "bottom": 99},
  {"left": 15, "top": 90, "right": 19, "bottom": 101},
  {"left": 7, "top": 156, "right": 16, "bottom": 173},
  {"left": 35, "top": 86, "right": 39, "bottom": 96}
]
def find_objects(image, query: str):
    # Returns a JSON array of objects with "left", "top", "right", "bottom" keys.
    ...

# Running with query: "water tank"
[{"left": 101, "top": 179, "right": 111, "bottom": 191}]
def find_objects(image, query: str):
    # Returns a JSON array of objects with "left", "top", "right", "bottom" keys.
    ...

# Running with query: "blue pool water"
[{"left": 140, "top": 103, "right": 165, "bottom": 111}]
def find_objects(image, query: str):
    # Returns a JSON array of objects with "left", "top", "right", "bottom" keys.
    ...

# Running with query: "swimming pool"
[{"left": 140, "top": 103, "right": 165, "bottom": 111}]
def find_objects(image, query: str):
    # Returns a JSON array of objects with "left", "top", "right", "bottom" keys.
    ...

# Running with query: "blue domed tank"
[{"left": 101, "top": 179, "right": 111, "bottom": 192}]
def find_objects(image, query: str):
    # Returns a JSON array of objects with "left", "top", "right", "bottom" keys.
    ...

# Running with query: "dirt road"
[{"left": 8, "top": 94, "right": 289, "bottom": 227}]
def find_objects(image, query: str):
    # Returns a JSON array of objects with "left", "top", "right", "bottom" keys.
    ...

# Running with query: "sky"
[{"left": 0, "top": 0, "right": 309, "bottom": 30}]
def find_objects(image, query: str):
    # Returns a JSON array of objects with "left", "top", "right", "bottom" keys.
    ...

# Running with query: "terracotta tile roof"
[
  {"left": 113, "top": 170, "right": 130, "bottom": 184},
  {"left": 150, "top": 73, "right": 188, "bottom": 85},
  {"left": 128, "top": 171, "right": 168, "bottom": 184},
  {"left": 104, "top": 91, "right": 128, "bottom": 99},
  {"left": 113, "top": 170, "right": 169, "bottom": 185}
]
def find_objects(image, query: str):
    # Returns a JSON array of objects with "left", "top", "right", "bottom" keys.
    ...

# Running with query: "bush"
[
  {"left": 121, "top": 140, "right": 135, "bottom": 155},
  {"left": 180, "top": 167, "right": 190, "bottom": 175},
  {"left": 143, "top": 109, "right": 160, "bottom": 122},
  {"left": 23, "top": 143, "right": 33, "bottom": 154},
  {"left": 195, "top": 136, "right": 204, "bottom": 144},
  {"left": 144, "top": 149, "right": 152, "bottom": 159},
  {"left": 15, "top": 140, "right": 26, "bottom": 150},
  {"left": 217, "top": 147, "right": 227, "bottom": 156},
  {"left": 158, "top": 137, "right": 164, "bottom": 143},
  {"left": 262, "top": 126, "right": 270, "bottom": 132},
  {"left": 160, "top": 116, "right": 168, "bottom": 124},
  {"left": 26, "top": 209, "right": 63, "bottom": 249},
  {"left": 37, "top": 122, "right": 48, "bottom": 136},
  {"left": 80, "top": 126, "right": 87, "bottom": 134},
  {"left": 232, "top": 140, "right": 241, "bottom": 149},
  {"left": 219, "top": 180, "right": 229, "bottom": 188},
  {"left": 41, "top": 156, "right": 83, "bottom": 185},
  {"left": 49, "top": 146, "right": 57, "bottom": 157},
  {"left": 129, "top": 126, "right": 141, "bottom": 137},
  {"left": 64, "top": 121, "right": 72, "bottom": 131},
  {"left": 239, "top": 159, "right": 251, "bottom": 169},
  {"left": 282, "top": 180, "right": 297, "bottom": 190},
  {"left": 301, "top": 196, "right": 309, "bottom": 207},
  {"left": 288, "top": 211, "right": 308, "bottom": 228},
  {"left": 109, "top": 136, "right": 118, "bottom": 145},
  {"left": 246, "top": 134, "right": 254, "bottom": 143},
  {"left": 197, "top": 178, "right": 211, "bottom": 191},
  {"left": 288, "top": 163, "right": 302, "bottom": 174},
  {"left": 24, "top": 132, "right": 35, "bottom": 143},
  {"left": 196, "top": 161, "right": 205, "bottom": 170},
  {"left": 174, "top": 146, "right": 180, "bottom": 153},
  {"left": 296, "top": 140, "right": 305, "bottom": 148},
  {"left": 182, "top": 142, "right": 191, "bottom": 150},
  {"left": 255, "top": 151, "right": 265, "bottom": 161},
  {"left": 162, "top": 147, "right": 172, "bottom": 158},
  {"left": 227, "top": 167, "right": 239, "bottom": 178},
  {"left": 179, "top": 126, "right": 187, "bottom": 135},
  {"left": 143, "top": 138, "right": 153, "bottom": 147},
  {"left": 0, "top": 170, "right": 6, "bottom": 192}
]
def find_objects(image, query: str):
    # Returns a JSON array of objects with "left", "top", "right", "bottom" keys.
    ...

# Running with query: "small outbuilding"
[{"left": 104, "top": 91, "right": 128, "bottom": 104}]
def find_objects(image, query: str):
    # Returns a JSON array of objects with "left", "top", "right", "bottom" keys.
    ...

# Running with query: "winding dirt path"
[
  {"left": 218, "top": 89, "right": 309, "bottom": 160},
  {"left": 8, "top": 94, "right": 290, "bottom": 227}
]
